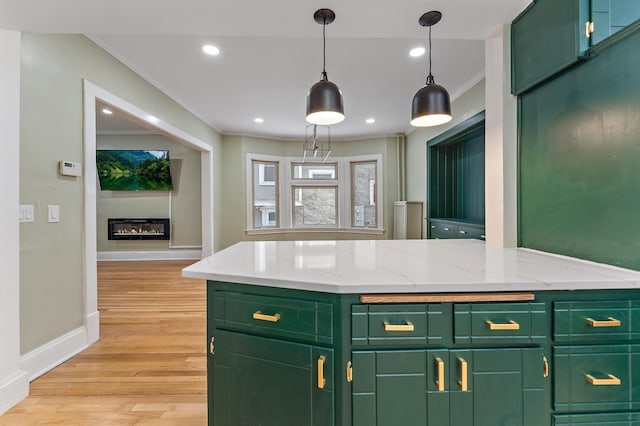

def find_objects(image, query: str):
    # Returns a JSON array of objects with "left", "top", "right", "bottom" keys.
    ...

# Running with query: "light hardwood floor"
[{"left": 1, "top": 260, "right": 207, "bottom": 426}]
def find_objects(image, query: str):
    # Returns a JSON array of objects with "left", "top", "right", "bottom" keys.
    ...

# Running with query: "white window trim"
[{"left": 246, "top": 153, "right": 383, "bottom": 234}]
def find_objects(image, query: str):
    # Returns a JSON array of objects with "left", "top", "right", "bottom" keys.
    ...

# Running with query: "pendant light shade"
[
  {"left": 306, "top": 9, "right": 345, "bottom": 126},
  {"left": 307, "top": 80, "right": 344, "bottom": 125},
  {"left": 410, "top": 11, "right": 452, "bottom": 127}
]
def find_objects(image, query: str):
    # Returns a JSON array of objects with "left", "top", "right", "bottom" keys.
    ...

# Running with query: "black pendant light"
[
  {"left": 306, "top": 8, "right": 345, "bottom": 126},
  {"left": 410, "top": 11, "right": 452, "bottom": 127}
]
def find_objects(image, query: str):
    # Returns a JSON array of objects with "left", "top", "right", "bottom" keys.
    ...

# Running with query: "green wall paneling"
[
  {"left": 427, "top": 111, "right": 485, "bottom": 231},
  {"left": 518, "top": 24, "right": 640, "bottom": 270}
]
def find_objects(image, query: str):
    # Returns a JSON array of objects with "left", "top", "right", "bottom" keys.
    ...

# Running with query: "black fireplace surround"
[{"left": 108, "top": 218, "right": 170, "bottom": 240}]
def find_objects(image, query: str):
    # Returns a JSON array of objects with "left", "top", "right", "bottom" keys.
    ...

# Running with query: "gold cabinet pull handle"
[
  {"left": 346, "top": 361, "right": 353, "bottom": 383},
  {"left": 585, "top": 317, "right": 621, "bottom": 327},
  {"left": 252, "top": 311, "right": 281, "bottom": 322},
  {"left": 543, "top": 356, "right": 549, "bottom": 378},
  {"left": 485, "top": 320, "right": 520, "bottom": 330},
  {"left": 209, "top": 336, "right": 215, "bottom": 355},
  {"left": 459, "top": 230, "right": 467, "bottom": 234},
  {"left": 585, "top": 374, "right": 621, "bottom": 386},
  {"left": 317, "top": 356, "right": 326, "bottom": 389},
  {"left": 444, "top": 227, "right": 451, "bottom": 231},
  {"left": 458, "top": 357, "right": 468, "bottom": 391},
  {"left": 435, "top": 357, "right": 445, "bottom": 391},
  {"left": 383, "top": 321, "right": 414, "bottom": 332}
]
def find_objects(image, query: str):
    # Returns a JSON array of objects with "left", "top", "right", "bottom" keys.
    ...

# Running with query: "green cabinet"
[
  {"left": 205, "top": 282, "right": 640, "bottom": 425},
  {"left": 512, "top": 0, "right": 640, "bottom": 95},
  {"left": 352, "top": 348, "right": 546, "bottom": 426},
  {"left": 212, "top": 330, "right": 334, "bottom": 426},
  {"left": 427, "top": 111, "right": 485, "bottom": 240}
]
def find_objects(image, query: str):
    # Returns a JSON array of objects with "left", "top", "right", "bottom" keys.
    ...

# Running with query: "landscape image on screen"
[{"left": 96, "top": 149, "right": 173, "bottom": 191}]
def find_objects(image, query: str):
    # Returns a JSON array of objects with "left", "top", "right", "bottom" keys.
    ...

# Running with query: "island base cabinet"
[
  {"left": 351, "top": 347, "right": 546, "bottom": 426},
  {"left": 211, "top": 330, "right": 334, "bottom": 426}
]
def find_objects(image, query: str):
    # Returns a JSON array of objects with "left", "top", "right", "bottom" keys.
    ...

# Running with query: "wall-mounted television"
[{"left": 96, "top": 149, "right": 173, "bottom": 191}]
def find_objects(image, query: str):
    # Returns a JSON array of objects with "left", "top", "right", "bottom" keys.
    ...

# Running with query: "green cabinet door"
[
  {"left": 512, "top": 0, "right": 590, "bottom": 95},
  {"left": 352, "top": 348, "right": 546, "bottom": 426},
  {"left": 464, "top": 348, "right": 547, "bottom": 426},
  {"left": 212, "top": 330, "right": 334, "bottom": 426}
]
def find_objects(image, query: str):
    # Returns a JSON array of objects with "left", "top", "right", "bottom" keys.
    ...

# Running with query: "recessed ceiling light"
[
  {"left": 202, "top": 44, "right": 220, "bottom": 56},
  {"left": 102, "top": 108, "right": 113, "bottom": 115},
  {"left": 366, "top": 118, "right": 375, "bottom": 124},
  {"left": 254, "top": 117, "right": 264, "bottom": 124},
  {"left": 409, "top": 47, "right": 426, "bottom": 57}
]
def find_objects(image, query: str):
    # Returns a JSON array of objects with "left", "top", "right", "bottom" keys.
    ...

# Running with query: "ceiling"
[{"left": 0, "top": 0, "right": 531, "bottom": 140}]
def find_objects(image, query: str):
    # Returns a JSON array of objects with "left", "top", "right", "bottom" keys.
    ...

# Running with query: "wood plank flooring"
[{"left": 1, "top": 260, "right": 207, "bottom": 426}]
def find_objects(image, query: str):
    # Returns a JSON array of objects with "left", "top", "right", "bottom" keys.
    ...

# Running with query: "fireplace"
[{"left": 108, "top": 218, "right": 171, "bottom": 240}]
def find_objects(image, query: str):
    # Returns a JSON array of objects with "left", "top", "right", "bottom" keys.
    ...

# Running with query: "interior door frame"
[{"left": 82, "top": 80, "right": 214, "bottom": 344}]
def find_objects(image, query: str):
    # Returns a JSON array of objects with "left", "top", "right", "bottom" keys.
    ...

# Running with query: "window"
[
  {"left": 252, "top": 160, "right": 278, "bottom": 228},
  {"left": 247, "top": 154, "right": 382, "bottom": 233},
  {"left": 292, "top": 186, "right": 337, "bottom": 226},
  {"left": 351, "top": 161, "right": 377, "bottom": 228}
]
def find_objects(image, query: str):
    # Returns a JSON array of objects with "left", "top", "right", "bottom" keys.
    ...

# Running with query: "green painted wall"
[
  {"left": 218, "top": 134, "right": 398, "bottom": 249},
  {"left": 96, "top": 134, "right": 202, "bottom": 251},
  {"left": 519, "top": 28, "right": 640, "bottom": 269},
  {"left": 19, "top": 33, "right": 221, "bottom": 353}
]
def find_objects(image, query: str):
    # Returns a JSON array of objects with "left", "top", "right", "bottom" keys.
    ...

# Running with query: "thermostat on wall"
[{"left": 59, "top": 160, "right": 82, "bottom": 177}]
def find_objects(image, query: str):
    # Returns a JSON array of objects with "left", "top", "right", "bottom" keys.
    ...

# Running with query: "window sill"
[{"left": 245, "top": 227, "right": 385, "bottom": 236}]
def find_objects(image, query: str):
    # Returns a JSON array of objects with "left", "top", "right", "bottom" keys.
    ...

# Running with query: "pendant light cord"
[
  {"left": 322, "top": 18, "right": 328, "bottom": 81},
  {"left": 426, "top": 25, "right": 434, "bottom": 85}
]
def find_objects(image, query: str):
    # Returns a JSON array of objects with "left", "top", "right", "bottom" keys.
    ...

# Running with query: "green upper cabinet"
[
  {"left": 591, "top": 0, "right": 640, "bottom": 44},
  {"left": 512, "top": 0, "right": 590, "bottom": 95},
  {"left": 511, "top": 0, "right": 640, "bottom": 95}
]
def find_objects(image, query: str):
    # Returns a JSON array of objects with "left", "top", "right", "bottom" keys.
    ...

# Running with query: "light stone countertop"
[{"left": 182, "top": 239, "right": 640, "bottom": 294}]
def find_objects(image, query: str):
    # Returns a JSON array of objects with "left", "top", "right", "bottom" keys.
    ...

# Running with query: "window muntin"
[
  {"left": 252, "top": 160, "right": 279, "bottom": 228},
  {"left": 292, "top": 163, "right": 337, "bottom": 180},
  {"left": 351, "top": 161, "right": 377, "bottom": 228},
  {"left": 292, "top": 186, "right": 337, "bottom": 226}
]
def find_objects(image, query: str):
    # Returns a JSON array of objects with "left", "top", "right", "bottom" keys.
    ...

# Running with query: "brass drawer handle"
[
  {"left": 458, "top": 357, "right": 468, "bottom": 391},
  {"left": 318, "top": 356, "right": 326, "bottom": 389},
  {"left": 253, "top": 311, "right": 281, "bottom": 322},
  {"left": 435, "top": 357, "right": 445, "bottom": 391},
  {"left": 485, "top": 320, "right": 520, "bottom": 330},
  {"left": 444, "top": 227, "right": 451, "bottom": 231},
  {"left": 459, "top": 230, "right": 467, "bottom": 234},
  {"left": 346, "top": 361, "right": 353, "bottom": 383},
  {"left": 585, "top": 317, "right": 621, "bottom": 327},
  {"left": 543, "top": 356, "right": 549, "bottom": 378},
  {"left": 585, "top": 374, "right": 621, "bottom": 386},
  {"left": 383, "top": 321, "right": 415, "bottom": 332}
]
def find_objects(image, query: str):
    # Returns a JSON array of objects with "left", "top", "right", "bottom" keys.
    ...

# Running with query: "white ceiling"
[{"left": 0, "top": 0, "right": 531, "bottom": 139}]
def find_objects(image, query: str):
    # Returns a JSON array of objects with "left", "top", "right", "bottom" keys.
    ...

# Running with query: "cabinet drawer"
[
  {"left": 352, "top": 304, "right": 446, "bottom": 346},
  {"left": 429, "top": 221, "right": 457, "bottom": 239},
  {"left": 214, "top": 291, "right": 333, "bottom": 344},
  {"left": 454, "top": 302, "right": 547, "bottom": 344},
  {"left": 554, "top": 345, "right": 639, "bottom": 412},
  {"left": 554, "top": 411, "right": 640, "bottom": 425},
  {"left": 554, "top": 301, "right": 640, "bottom": 342}
]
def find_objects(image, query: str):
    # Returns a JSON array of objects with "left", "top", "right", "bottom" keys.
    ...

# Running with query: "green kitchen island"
[{"left": 183, "top": 239, "right": 640, "bottom": 426}]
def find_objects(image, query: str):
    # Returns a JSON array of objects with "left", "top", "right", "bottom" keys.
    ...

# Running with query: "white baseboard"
[
  {"left": 85, "top": 310, "right": 100, "bottom": 345},
  {"left": 20, "top": 326, "right": 90, "bottom": 381},
  {"left": 0, "top": 369, "right": 29, "bottom": 415},
  {"left": 97, "top": 250, "right": 202, "bottom": 261}
]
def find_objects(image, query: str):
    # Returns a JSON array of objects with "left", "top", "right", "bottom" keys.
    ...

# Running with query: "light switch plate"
[
  {"left": 48, "top": 205, "right": 60, "bottom": 223},
  {"left": 19, "top": 205, "right": 34, "bottom": 223}
]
